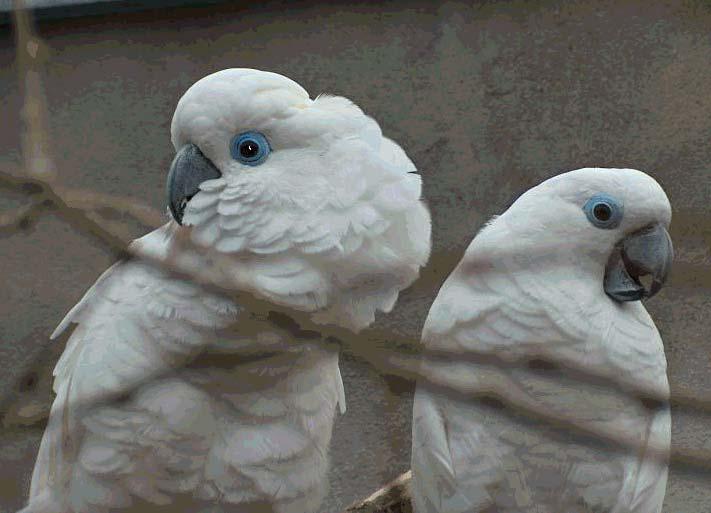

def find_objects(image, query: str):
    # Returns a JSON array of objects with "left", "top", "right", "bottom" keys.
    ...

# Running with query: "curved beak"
[
  {"left": 166, "top": 144, "right": 221, "bottom": 225},
  {"left": 604, "top": 223, "right": 673, "bottom": 302}
]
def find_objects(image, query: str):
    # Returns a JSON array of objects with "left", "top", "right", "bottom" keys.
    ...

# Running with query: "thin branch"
[
  {"left": 4, "top": 163, "right": 711, "bottom": 472},
  {"left": 344, "top": 471, "right": 412, "bottom": 513},
  {"left": 0, "top": 200, "right": 46, "bottom": 235},
  {"left": 0, "top": 167, "right": 46, "bottom": 193},
  {"left": 1, "top": 170, "right": 704, "bottom": 421},
  {"left": 59, "top": 187, "right": 165, "bottom": 228},
  {"left": 13, "top": 0, "right": 55, "bottom": 182},
  {"left": 1, "top": 174, "right": 707, "bottom": 429},
  {"left": 0, "top": 169, "right": 165, "bottom": 230},
  {"left": 0, "top": 169, "right": 131, "bottom": 257}
]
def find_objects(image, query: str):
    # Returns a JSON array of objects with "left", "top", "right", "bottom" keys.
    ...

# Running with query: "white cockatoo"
[
  {"left": 411, "top": 168, "right": 673, "bottom": 513},
  {"left": 22, "top": 68, "right": 431, "bottom": 513}
]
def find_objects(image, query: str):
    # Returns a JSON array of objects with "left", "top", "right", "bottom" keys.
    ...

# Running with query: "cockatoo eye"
[
  {"left": 583, "top": 193, "right": 623, "bottom": 229},
  {"left": 230, "top": 131, "right": 271, "bottom": 166}
]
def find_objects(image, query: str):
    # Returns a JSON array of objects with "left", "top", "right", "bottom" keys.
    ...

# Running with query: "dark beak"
[
  {"left": 166, "top": 144, "right": 221, "bottom": 225},
  {"left": 604, "top": 223, "right": 673, "bottom": 302}
]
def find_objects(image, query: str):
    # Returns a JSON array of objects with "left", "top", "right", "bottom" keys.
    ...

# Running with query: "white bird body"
[
  {"left": 411, "top": 168, "right": 671, "bottom": 513},
  {"left": 23, "top": 69, "right": 431, "bottom": 513}
]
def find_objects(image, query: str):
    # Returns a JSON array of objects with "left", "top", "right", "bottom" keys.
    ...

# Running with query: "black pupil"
[
  {"left": 239, "top": 140, "right": 260, "bottom": 159},
  {"left": 593, "top": 203, "right": 612, "bottom": 222}
]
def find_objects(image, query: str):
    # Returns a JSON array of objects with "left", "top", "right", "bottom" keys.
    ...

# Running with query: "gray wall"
[{"left": 1, "top": 1, "right": 710, "bottom": 511}]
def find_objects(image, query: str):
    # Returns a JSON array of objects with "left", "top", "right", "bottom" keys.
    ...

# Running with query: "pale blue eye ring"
[
  {"left": 230, "top": 131, "right": 270, "bottom": 166},
  {"left": 583, "top": 193, "right": 623, "bottom": 229}
]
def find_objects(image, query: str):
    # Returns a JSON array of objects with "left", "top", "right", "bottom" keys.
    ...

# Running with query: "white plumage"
[
  {"left": 22, "top": 68, "right": 432, "bottom": 513},
  {"left": 411, "top": 168, "right": 671, "bottom": 513}
]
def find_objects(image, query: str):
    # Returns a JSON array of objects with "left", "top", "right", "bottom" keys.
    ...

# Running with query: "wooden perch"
[{"left": 344, "top": 471, "right": 412, "bottom": 513}]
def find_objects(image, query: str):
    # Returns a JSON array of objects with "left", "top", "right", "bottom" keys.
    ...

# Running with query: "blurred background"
[{"left": 1, "top": 0, "right": 710, "bottom": 511}]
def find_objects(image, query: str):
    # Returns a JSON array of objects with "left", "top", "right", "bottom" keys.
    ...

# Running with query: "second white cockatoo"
[
  {"left": 411, "top": 168, "right": 673, "bottom": 513},
  {"left": 22, "top": 68, "right": 431, "bottom": 513}
]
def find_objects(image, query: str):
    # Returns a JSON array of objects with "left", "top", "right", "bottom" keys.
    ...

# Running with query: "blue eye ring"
[
  {"left": 583, "top": 193, "right": 623, "bottom": 229},
  {"left": 230, "top": 131, "right": 271, "bottom": 166}
]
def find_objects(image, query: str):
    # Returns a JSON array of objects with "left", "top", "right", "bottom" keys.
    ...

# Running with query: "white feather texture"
[
  {"left": 22, "top": 69, "right": 431, "bottom": 513},
  {"left": 411, "top": 168, "right": 671, "bottom": 513}
]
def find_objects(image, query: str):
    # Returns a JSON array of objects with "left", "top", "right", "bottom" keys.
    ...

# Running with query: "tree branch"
[
  {"left": 344, "top": 471, "right": 412, "bottom": 513},
  {"left": 0, "top": 200, "right": 46, "bottom": 235},
  {"left": 3, "top": 160, "right": 711, "bottom": 473}
]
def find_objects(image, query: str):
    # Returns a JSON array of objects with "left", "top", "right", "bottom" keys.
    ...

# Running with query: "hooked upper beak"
[
  {"left": 166, "top": 144, "right": 221, "bottom": 225},
  {"left": 604, "top": 223, "right": 673, "bottom": 302}
]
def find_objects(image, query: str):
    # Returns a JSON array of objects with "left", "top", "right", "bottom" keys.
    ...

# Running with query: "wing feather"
[{"left": 29, "top": 228, "right": 238, "bottom": 508}]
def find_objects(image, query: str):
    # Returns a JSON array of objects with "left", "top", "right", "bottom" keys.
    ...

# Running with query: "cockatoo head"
[
  {"left": 477, "top": 167, "right": 673, "bottom": 302},
  {"left": 165, "top": 68, "right": 431, "bottom": 328}
]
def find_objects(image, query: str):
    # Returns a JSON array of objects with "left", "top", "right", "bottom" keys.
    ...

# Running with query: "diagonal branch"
[
  {"left": 4, "top": 163, "right": 711, "bottom": 473},
  {"left": 60, "top": 187, "right": 165, "bottom": 228},
  {"left": 0, "top": 200, "right": 47, "bottom": 235},
  {"left": 344, "top": 471, "right": 412, "bottom": 513},
  {"left": 4, "top": 160, "right": 711, "bottom": 474},
  {"left": 3, "top": 167, "right": 709, "bottom": 425}
]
